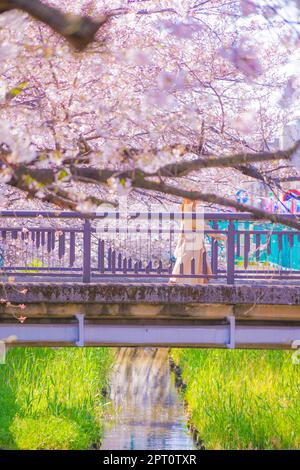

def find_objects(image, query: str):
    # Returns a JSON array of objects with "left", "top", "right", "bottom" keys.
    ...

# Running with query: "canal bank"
[
  {"left": 0, "top": 348, "right": 113, "bottom": 450},
  {"left": 170, "top": 348, "right": 300, "bottom": 449}
]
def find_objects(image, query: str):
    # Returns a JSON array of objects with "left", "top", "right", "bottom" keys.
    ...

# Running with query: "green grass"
[
  {"left": 0, "top": 347, "right": 113, "bottom": 449},
  {"left": 171, "top": 349, "right": 300, "bottom": 449}
]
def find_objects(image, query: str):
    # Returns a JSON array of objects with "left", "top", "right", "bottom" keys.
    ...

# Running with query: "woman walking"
[{"left": 170, "top": 198, "right": 224, "bottom": 285}]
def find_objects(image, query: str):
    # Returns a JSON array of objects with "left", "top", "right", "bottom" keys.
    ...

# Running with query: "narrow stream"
[{"left": 101, "top": 348, "right": 195, "bottom": 450}]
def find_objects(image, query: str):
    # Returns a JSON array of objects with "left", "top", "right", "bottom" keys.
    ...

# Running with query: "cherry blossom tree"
[{"left": 0, "top": 0, "right": 300, "bottom": 228}]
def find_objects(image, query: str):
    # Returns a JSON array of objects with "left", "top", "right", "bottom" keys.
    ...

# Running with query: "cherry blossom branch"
[
  {"left": 152, "top": 141, "right": 300, "bottom": 178},
  {"left": 8, "top": 139, "right": 299, "bottom": 188},
  {"left": 0, "top": 0, "right": 111, "bottom": 49},
  {"left": 275, "top": 176, "right": 300, "bottom": 183},
  {"left": 12, "top": 163, "right": 300, "bottom": 227},
  {"left": 66, "top": 138, "right": 299, "bottom": 181},
  {"left": 5, "top": 138, "right": 299, "bottom": 217},
  {"left": 135, "top": 178, "right": 300, "bottom": 231},
  {"left": 42, "top": 186, "right": 116, "bottom": 210}
]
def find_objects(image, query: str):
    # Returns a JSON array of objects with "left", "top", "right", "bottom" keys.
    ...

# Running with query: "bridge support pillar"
[
  {"left": 0, "top": 340, "right": 5, "bottom": 364},
  {"left": 226, "top": 315, "right": 236, "bottom": 349},
  {"left": 291, "top": 340, "right": 300, "bottom": 364},
  {"left": 75, "top": 314, "right": 85, "bottom": 347}
]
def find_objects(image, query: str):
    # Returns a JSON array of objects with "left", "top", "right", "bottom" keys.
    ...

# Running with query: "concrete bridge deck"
[{"left": 0, "top": 282, "right": 300, "bottom": 350}]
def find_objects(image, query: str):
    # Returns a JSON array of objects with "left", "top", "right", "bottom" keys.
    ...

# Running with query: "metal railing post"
[
  {"left": 227, "top": 221, "right": 235, "bottom": 284},
  {"left": 82, "top": 218, "right": 91, "bottom": 283}
]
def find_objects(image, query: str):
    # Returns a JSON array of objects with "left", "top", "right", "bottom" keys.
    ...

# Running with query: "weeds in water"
[
  {"left": 0, "top": 347, "right": 113, "bottom": 449},
  {"left": 171, "top": 349, "right": 300, "bottom": 449}
]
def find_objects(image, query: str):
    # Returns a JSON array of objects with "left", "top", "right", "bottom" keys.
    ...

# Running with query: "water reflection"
[{"left": 101, "top": 348, "right": 194, "bottom": 450}]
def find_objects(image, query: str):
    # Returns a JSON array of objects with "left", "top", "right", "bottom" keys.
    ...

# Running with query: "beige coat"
[{"left": 170, "top": 200, "right": 212, "bottom": 284}]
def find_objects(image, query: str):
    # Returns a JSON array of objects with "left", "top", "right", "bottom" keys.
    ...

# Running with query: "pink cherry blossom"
[
  {"left": 240, "top": 0, "right": 257, "bottom": 17},
  {"left": 279, "top": 77, "right": 299, "bottom": 108},
  {"left": 0, "top": 42, "right": 18, "bottom": 60},
  {"left": 160, "top": 20, "right": 203, "bottom": 39},
  {"left": 157, "top": 70, "right": 186, "bottom": 91},
  {"left": 218, "top": 45, "right": 262, "bottom": 79}
]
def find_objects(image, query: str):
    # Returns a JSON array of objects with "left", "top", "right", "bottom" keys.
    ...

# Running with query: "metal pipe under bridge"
[{"left": 0, "top": 211, "right": 300, "bottom": 350}]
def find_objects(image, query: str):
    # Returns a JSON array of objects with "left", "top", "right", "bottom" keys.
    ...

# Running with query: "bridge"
[{"left": 0, "top": 210, "right": 300, "bottom": 350}]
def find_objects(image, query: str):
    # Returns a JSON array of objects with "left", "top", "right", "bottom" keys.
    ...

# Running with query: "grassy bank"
[
  {"left": 171, "top": 349, "right": 300, "bottom": 449},
  {"left": 0, "top": 348, "right": 113, "bottom": 449}
]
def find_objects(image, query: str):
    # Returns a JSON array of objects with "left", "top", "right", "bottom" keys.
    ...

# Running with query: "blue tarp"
[{"left": 208, "top": 221, "right": 300, "bottom": 270}]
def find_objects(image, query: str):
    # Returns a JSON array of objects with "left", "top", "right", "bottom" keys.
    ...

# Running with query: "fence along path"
[{"left": 0, "top": 210, "right": 299, "bottom": 284}]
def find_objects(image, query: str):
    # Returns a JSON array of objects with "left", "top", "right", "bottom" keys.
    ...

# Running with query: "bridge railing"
[{"left": 0, "top": 210, "right": 299, "bottom": 284}]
